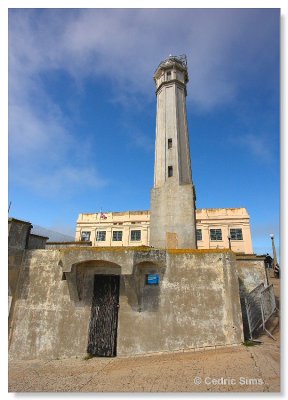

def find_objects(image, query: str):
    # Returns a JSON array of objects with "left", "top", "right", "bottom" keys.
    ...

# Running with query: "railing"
[{"left": 245, "top": 283, "right": 278, "bottom": 341}]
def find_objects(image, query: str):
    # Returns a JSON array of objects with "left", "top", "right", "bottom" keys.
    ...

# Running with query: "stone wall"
[{"left": 9, "top": 248, "right": 244, "bottom": 360}]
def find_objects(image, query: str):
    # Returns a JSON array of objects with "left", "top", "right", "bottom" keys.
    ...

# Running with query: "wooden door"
[{"left": 87, "top": 274, "right": 120, "bottom": 357}]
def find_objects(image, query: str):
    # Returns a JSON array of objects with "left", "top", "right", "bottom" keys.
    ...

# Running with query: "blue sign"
[{"left": 146, "top": 274, "right": 160, "bottom": 285}]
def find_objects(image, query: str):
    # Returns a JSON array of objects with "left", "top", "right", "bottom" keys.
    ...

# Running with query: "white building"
[{"left": 75, "top": 207, "right": 253, "bottom": 254}]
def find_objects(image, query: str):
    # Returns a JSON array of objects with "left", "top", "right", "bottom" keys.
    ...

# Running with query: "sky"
[{"left": 8, "top": 8, "right": 280, "bottom": 256}]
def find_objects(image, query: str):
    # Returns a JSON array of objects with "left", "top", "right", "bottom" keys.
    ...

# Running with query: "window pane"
[
  {"left": 230, "top": 228, "right": 243, "bottom": 240},
  {"left": 81, "top": 231, "right": 91, "bottom": 241},
  {"left": 210, "top": 229, "right": 222, "bottom": 241},
  {"left": 96, "top": 231, "right": 106, "bottom": 241},
  {"left": 112, "top": 231, "right": 123, "bottom": 241},
  {"left": 196, "top": 229, "right": 202, "bottom": 241},
  {"left": 131, "top": 230, "right": 141, "bottom": 241}
]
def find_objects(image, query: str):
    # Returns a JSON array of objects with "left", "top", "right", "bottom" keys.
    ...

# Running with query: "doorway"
[{"left": 87, "top": 274, "right": 120, "bottom": 357}]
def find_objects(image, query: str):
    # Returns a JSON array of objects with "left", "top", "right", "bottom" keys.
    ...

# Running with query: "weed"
[
  {"left": 83, "top": 353, "right": 94, "bottom": 360},
  {"left": 243, "top": 340, "right": 258, "bottom": 347}
]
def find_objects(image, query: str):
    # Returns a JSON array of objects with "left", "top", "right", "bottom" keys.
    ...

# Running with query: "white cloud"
[
  {"left": 9, "top": 9, "right": 277, "bottom": 107},
  {"left": 8, "top": 9, "right": 278, "bottom": 196},
  {"left": 229, "top": 133, "right": 274, "bottom": 162},
  {"left": 10, "top": 165, "right": 107, "bottom": 197}
]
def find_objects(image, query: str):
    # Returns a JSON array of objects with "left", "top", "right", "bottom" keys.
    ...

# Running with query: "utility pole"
[{"left": 269, "top": 233, "right": 278, "bottom": 275}]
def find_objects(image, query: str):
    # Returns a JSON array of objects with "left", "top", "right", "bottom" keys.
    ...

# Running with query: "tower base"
[{"left": 150, "top": 181, "right": 197, "bottom": 249}]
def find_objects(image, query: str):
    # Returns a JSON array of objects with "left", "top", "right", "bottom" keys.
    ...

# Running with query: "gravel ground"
[{"left": 8, "top": 278, "right": 280, "bottom": 393}]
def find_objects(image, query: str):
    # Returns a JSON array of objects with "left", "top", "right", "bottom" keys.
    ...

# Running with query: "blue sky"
[{"left": 8, "top": 8, "right": 280, "bottom": 256}]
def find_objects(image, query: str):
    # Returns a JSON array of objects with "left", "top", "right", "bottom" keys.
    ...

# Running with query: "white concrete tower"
[{"left": 150, "top": 55, "right": 197, "bottom": 249}]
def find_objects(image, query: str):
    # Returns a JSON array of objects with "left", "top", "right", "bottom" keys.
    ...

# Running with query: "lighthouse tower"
[{"left": 150, "top": 55, "right": 197, "bottom": 249}]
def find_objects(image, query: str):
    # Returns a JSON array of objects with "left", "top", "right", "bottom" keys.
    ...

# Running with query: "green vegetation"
[
  {"left": 83, "top": 353, "right": 94, "bottom": 360},
  {"left": 243, "top": 340, "right": 260, "bottom": 347}
]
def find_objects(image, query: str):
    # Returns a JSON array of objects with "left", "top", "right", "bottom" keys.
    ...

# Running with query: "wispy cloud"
[
  {"left": 10, "top": 166, "right": 106, "bottom": 197},
  {"left": 9, "top": 9, "right": 278, "bottom": 107},
  {"left": 8, "top": 9, "right": 278, "bottom": 197},
  {"left": 126, "top": 130, "right": 154, "bottom": 153},
  {"left": 228, "top": 133, "right": 274, "bottom": 163}
]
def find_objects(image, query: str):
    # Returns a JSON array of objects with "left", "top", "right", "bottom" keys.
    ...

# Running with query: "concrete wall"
[
  {"left": 150, "top": 182, "right": 196, "bottom": 249},
  {"left": 46, "top": 242, "right": 92, "bottom": 249},
  {"left": 9, "top": 248, "right": 244, "bottom": 360},
  {"left": 8, "top": 218, "right": 31, "bottom": 250},
  {"left": 236, "top": 256, "right": 267, "bottom": 294},
  {"left": 118, "top": 250, "right": 243, "bottom": 355},
  {"left": 9, "top": 250, "right": 92, "bottom": 360},
  {"left": 28, "top": 234, "right": 48, "bottom": 250},
  {"left": 8, "top": 219, "right": 32, "bottom": 301},
  {"left": 236, "top": 256, "right": 267, "bottom": 339}
]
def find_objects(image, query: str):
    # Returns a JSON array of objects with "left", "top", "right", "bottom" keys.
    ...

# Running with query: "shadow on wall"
[
  {"left": 66, "top": 260, "right": 121, "bottom": 306},
  {"left": 64, "top": 259, "right": 165, "bottom": 313},
  {"left": 238, "top": 277, "right": 250, "bottom": 340}
]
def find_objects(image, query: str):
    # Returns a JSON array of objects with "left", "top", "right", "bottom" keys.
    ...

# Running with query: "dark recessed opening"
[
  {"left": 168, "top": 166, "right": 173, "bottom": 177},
  {"left": 168, "top": 138, "right": 172, "bottom": 149}
]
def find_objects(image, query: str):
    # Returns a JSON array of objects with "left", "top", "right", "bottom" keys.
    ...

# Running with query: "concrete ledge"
[
  {"left": 168, "top": 248, "right": 233, "bottom": 254},
  {"left": 59, "top": 245, "right": 152, "bottom": 254}
]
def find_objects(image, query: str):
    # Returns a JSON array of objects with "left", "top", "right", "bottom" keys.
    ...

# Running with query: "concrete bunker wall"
[
  {"left": 9, "top": 248, "right": 244, "bottom": 360},
  {"left": 118, "top": 250, "right": 243, "bottom": 355}
]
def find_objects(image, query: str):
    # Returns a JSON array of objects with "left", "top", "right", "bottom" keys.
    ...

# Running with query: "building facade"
[{"left": 75, "top": 207, "right": 253, "bottom": 254}]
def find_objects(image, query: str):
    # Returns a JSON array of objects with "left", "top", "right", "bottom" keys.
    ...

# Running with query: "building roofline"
[
  {"left": 196, "top": 207, "right": 247, "bottom": 211},
  {"left": 30, "top": 233, "right": 49, "bottom": 239},
  {"left": 8, "top": 217, "right": 32, "bottom": 226}
]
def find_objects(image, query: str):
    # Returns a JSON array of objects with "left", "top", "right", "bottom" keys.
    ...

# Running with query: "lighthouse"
[{"left": 150, "top": 55, "right": 197, "bottom": 249}]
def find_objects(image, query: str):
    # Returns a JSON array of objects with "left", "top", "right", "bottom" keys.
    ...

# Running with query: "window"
[
  {"left": 96, "top": 231, "right": 106, "bottom": 241},
  {"left": 230, "top": 228, "right": 243, "bottom": 240},
  {"left": 145, "top": 274, "right": 160, "bottom": 285},
  {"left": 168, "top": 138, "right": 172, "bottom": 149},
  {"left": 112, "top": 231, "right": 123, "bottom": 241},
  {"left": 168, "top": 166, "right": 173, "bottom": 177},
  {"left": 131, "top": 230, "right": 141, "bottom": 241},
  {"left": 81, "top": 231, "right": 91, "bottom": 241},
  {"left": 166, "top": 71, "right": 171, "bottom": 80},
  {"left": 196, "top": 229, "right": 202, "bottom": 241},
  {"left": 210, "top": 229, "right": 222, "bottom": 241}
]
